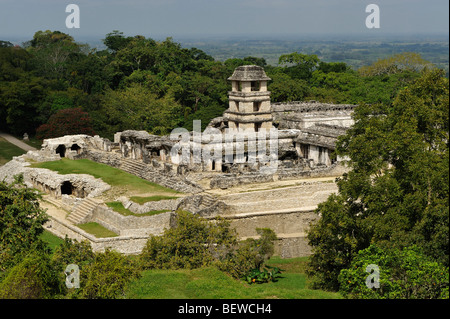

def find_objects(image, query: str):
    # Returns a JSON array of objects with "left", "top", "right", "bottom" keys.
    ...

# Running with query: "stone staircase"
[
  {"left": 199, "top": 193, "right": 218, "bottom": 210},
  {"left": 120, "top": 159, "right": 148, "bottom": 177},
  {"left": 43, "top": 195, "right": 63, "bottom": 208},
  {"left": 67, "top": 198, "right": 100, "bottom": 224}
]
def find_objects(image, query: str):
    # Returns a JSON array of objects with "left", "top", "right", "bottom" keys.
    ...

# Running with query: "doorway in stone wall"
[
  {"left": 61, "top": 181, "right": 73, "bottom": 196},
  {"left": 56, "top": 144, "right": 66, "bottom": 157},
  {"left": 70, "top": 144, "right": 81, "bottom": 154}
]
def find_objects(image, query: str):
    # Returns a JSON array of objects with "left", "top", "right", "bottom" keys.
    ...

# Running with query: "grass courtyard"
[
  {"left": 32, "top": 157, "right": 341, "bottom": 299},
  {"left": 39, "top": 231, "right": 341, "bottom": 299},
  {"left": 30, "top": 158, "right": 180, "bottom": 198},
  {"left": 125, "top": 257, "right": 341, "bottom": 299}
]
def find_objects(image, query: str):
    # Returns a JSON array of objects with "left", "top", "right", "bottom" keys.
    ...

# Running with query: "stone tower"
[{"left": 225, "top": 65, "right": 272, "bottom": 132}]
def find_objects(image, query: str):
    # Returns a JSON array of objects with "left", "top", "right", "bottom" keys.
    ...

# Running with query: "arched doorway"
[
  {"left": 56, "top": 144, "right": 66, "bottom": 158},
  {"left": 70, "top": 144, "right": 81, "bottom": 154},
  {"left": 61, "top": 181, "right": 73, "bottom": 195}
]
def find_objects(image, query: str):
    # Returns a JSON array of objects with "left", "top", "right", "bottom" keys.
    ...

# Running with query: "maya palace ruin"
[{"left": 0, "top": 65, "right": 355, "bottom": 257}]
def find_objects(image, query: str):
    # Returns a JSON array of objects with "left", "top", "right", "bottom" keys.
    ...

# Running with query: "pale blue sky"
[{"left": 0, "top": 0, "right": 448, "bottom": 40}]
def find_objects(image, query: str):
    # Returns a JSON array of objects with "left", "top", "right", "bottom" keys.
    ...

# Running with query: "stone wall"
[
  {"left": 226, "top": 210, "right": 318, "bottom": 238},
  {"left": 118, "top": 197, "right": 183, "bottom": 214},
  {"left": 209, "top": 162, "right": 348, "bottom": 189},
  {"left": 78, "top": 149, "right": 122, "bottom": 168},
  {"left": 86, "top": 206, "right": 176, "bottom": 237},
  {"left": 271, "top": 101, "right": 355, "bottom": 130},
  {"left": 44, "top": 216, "right": 149, "bottom": 254}
]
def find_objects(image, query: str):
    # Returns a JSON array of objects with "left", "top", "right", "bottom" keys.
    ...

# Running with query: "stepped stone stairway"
[
  {"left": 120, "top": 159, "right": 148, "bottom": 176},
  {"left": 43, "top": 195, "right": 64, "bottom": 208},
  {"left": 67, "top": 198, "right": 101, "bottom": 224},
  {"left": 199, "top": 193, "right": 217, "bottom": 209}
]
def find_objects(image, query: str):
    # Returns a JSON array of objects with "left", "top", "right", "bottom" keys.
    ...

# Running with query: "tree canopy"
[
  {"left": 1, "top": 30, "right": 440, "bottom": 140},
  {"left": 306, "top": 69, "right": 449, "bottom": 293}
]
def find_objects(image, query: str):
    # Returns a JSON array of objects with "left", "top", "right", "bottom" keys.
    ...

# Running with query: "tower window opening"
[
  {"left": 253, "top": 101, "right": 262, "bottom": 112},
  {"left": 251, "top": 81, "right": 260, "bottom": 91}
]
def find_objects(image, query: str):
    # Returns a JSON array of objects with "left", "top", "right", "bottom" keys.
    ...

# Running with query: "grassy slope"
[
  {"left": 0, "top": 137, "right": 26, "bottom": 165},
  {"left": 125, "top": 257, "right": 341, "bottom": 299},
  {"left": 30, "top": 158, "right": 179, "bottom": 196},
  {"left": 77, "top": 222, "right": 118, "bottom": 238},
  {"left": 40, "top": 231, "right": 339, "bottom": 299}
]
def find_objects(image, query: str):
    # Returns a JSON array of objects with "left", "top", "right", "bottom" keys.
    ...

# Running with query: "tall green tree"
[
  {"left": 26, "top": 30, "right": 85, "bottom": 82},
  {"left": 278, "top": 52, "right": 319, "bottom": 81},
  {"left": 358, "top": 52, "right": 435, "bottom": 77},
  {"left": 0, "top": 175, "right": 49, "bottom": 271},
  {"left": 307, "top": 69, "right": 449, "bottom": 291},
  {"left": 101, "top": 83, "right": 182, "bottom": 136}
]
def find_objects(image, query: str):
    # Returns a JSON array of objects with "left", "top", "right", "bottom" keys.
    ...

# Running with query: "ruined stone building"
[
  {"left": 111, "top": 65, "right": 355, "bottom": 179},
  {"left": 0, "top": 65, "right": 356, "bottom": 256}
]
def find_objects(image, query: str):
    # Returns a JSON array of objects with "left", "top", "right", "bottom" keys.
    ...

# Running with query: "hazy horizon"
[
  {"left": 2, "top": 32, "right": 449, "bottom": 48},
  {"left": 1, "top": 0, "right": 448, "bottom": 44}
]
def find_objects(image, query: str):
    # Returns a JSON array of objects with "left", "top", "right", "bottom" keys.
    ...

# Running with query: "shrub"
[
  {"left": 0, "top": 175, "right": 49, "bottom": 271},
  {"left": 140, "top": 210, "right": 237, "bottom": 270},
  {"left": 69, "top": 249, "right": 141, "bottom": 299},
  {"left": 52, "top": 236, "right": 96, "bottom": 269},
  {"left": 0, "top": 251, "right": 63, "bottom": 299},
  {"left": 140, "top": 211, "right": 279, "bottom": 283},
  {"left": 338, "top": 245, "right": 449, "bottom": 299},
  {"left": 36, "top": 107, "right": 95, "bottom": 139},
  {"left": 217, "top": 228, "right": 278, "bottom": 280},
  {"left": 51, "top": 237, "right": 140, "bottom": 299},
  {"left": 244, "top": 266, "right": 283, "bottom": 284}
]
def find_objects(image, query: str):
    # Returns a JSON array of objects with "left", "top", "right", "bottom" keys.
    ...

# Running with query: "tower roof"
[{"left": 227, "top": 65, "right": 271, "bottom": 81}]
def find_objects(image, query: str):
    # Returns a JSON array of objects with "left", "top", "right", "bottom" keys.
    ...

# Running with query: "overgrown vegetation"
[
  {"left": 0, "top": 175, "right": 49, "bottom": 271},
  {"left": 0, "top": 179, "right": 287, "bottom": 298},
  {"left": 306, "top": 69, "right": 449, "bottom": 297},
  {"left": 338, "top": 245, "right": 449, "bottom": 299},
  {"left": 1, "top": 30, "right": 442, "bottom": 139},
  {"left": 140, "top": 211, "right": 279, "bottom": 282}
]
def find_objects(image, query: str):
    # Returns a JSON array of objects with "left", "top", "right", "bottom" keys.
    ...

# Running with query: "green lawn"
[
  {"left": 0, "top": 137, "right": 26, "bottom": 165},
  {"left": 125, "top": 258, "right": 342, "bottom": 299},
  {"left": 77, "top": 222, "right": 118, "bottom": 238},
  {"left": 30, "top": 158, "right": 179, "bottom": 196},
  {"left": 106, "top": 201, "right": 169, "bottom": 217},
  {"left": 39, "top": 230, "right": 65, "bottom": 252},
  {"left": 39, "top": 229, "right": 339, "bottom": 299},
  {"left": 130, "top": 195, "right": 180, "bottom": 204}
]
